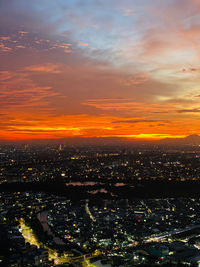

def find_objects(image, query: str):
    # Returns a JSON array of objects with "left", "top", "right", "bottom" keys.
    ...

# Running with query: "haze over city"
[{"left": 1, "top": 0, "right": 200, "bottom": 142}]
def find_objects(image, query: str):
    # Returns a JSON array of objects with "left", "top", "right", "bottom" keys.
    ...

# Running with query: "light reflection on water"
[
  {"left": 66, "top": 181, "right": 98, "bottom": 186},
  {"left": 115, "top": 182, "right": 125, "bottom": 186},
  {"left": 65, "top": 182, "right": 127, "bottom": 187},
  {"left": 65, "top": 181, "right": 131, "bottom": 196},
  {"left": 88, "top": 188, "right": 108, "bottom": 194},
  {"left": 37, "top": 211, "right": 65, "bottom": 245}
]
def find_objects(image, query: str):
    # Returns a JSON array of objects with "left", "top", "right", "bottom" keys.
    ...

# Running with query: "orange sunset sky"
[{"left": 1, "top": 0, "right": 200, "bottom": 141}]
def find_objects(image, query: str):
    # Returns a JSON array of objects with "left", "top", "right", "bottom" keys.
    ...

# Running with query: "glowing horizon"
[{"left": 1, "top": 0, "right": 200, "bottom": 141}]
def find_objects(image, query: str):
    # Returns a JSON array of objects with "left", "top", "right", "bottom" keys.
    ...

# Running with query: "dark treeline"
[{"left": 1, "top": 177, "right": 200, "bottom": 199}]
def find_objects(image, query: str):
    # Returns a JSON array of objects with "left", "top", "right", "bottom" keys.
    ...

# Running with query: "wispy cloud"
[
  {"left": 0, "top": 67, "right": 60, "bottom": 110},
  {"left": 112, "top": 119, "right": 169, "bottom": 124},
  {"left": 25, "top": 63, "right": 62, "bottom": 73},
  {"left": 0, "top": 42, "right": 12, "bottom": 52}
]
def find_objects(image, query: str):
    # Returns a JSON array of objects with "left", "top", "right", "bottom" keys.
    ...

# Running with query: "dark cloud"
[
  {"left": 112, "top": 119, "right": 168, "bottom": 124},
  {"left": 152, "top": 111, "right": 169, "bottom": 114},
  {"left": 176, "top": 108, "right": 200, "bottom": 113},
  {"left": 157, "top": 123, "right": 166, "bottom": 126},
  {"left": 182, "top": 68, "right": 198, "bottom": 73}
]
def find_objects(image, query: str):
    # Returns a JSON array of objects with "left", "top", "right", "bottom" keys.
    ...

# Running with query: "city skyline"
[{"left": 1, "top": 0, "right": 200, "bottom": 141}]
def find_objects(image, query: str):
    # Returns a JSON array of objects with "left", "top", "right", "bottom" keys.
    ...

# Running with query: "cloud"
[
  {"left": 51, "top": 42, "right": 72, "bottom": 53},
  {"left": 0, "top": 71, "right": 14, "bottom": 81},
  {"left": 152, "top": 111, "right": 169, "bottom": 114},
  {"left": 63, "top": 49, "right": 72, "bottom": 53},
  {"left": 0, "top": 42, "right": 12, "bottom": 52},
  {"left": 78, "top": 41, "right": 89, "bottom": 47},
  {"left": 112, "top": 119, "right": 168, "bottom": 124},
  {"left": 157, "top": 123, "right": 166, "bottom": 126},
  {"left": 123, "top": 74, "right": 149, "bottom": 86},
  {"left": 18, "top": 31, "right": 28, "bottom": 36},
  {"left": 176, "top": 108, "right": 200, "bottom": 113},
  {"left": 0, "top": 68, "right": 60, "bottom": 111},
  {"left": 182, "top": 68, "right": 198, "bottom": 73},
  {"left": 0, "top": 36, "right": 11, "bottom": 40},
  {"left": 25, "top": 63, "right": 62, "bottom": 73},
  {"left": 83, "top": 98, "right": 138, "bottom": 110},
  {"left": 82, "top": 98, "right": 168, "bottom": 115},
  {"left": 0, "top": 30, "right": 73, "bottom": 55},
  {"left": 16, "top": 45, "right": 25, "bottom": 49}
]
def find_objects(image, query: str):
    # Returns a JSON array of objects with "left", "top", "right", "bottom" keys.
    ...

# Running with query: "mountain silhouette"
[{"left": 158, "top": 134, "right": 200, "bottom": 145}]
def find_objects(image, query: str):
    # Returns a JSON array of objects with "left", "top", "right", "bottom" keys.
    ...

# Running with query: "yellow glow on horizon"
[
  {"left": 0, "top": 112, "right": 199, "bottom": 141},
  {"left": 115, "top": 134, "right": 187, "bottom": 140}
]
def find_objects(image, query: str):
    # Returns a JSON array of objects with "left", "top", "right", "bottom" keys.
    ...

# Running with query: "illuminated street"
[{"left": 19, "top": 217, "right": 101, "bottom": 266}]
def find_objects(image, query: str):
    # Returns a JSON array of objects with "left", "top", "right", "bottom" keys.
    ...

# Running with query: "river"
[
  {"left": 37, "top": 211, "right": 65, "bottom": 246},
  {"left": 92, "top": 260, "right": 112, "bottom": 267}
]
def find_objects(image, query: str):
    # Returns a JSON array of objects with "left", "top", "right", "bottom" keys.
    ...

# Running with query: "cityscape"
[
  {"left": 1, "top": 143, "right": 200, "bottom": 266},
  {"left": 2, "top": 0, "right": 200, "bottom": 266}
]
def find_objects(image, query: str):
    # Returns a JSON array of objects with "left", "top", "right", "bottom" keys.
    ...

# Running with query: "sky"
[{"left": 1, "top": 0, "right": 200, "bottom": 141}]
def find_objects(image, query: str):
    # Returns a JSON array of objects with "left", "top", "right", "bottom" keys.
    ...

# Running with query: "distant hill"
[
  {"left": 157, "top": 134, "right": 200, "bottom": 145},
  {"left": 1, "top": 134, "right": 200, "bottom": 146},
  {"left": 0, "top": 136, "right": 133, "bottom": 146}
]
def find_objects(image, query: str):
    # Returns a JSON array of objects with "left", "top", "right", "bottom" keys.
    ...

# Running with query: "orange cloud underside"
[
  {"left": 1, "top": 61, "right": 200, "bottom": 141},
  {"left": 0, "top": 111, "right": 199, "bottom": 141}
]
